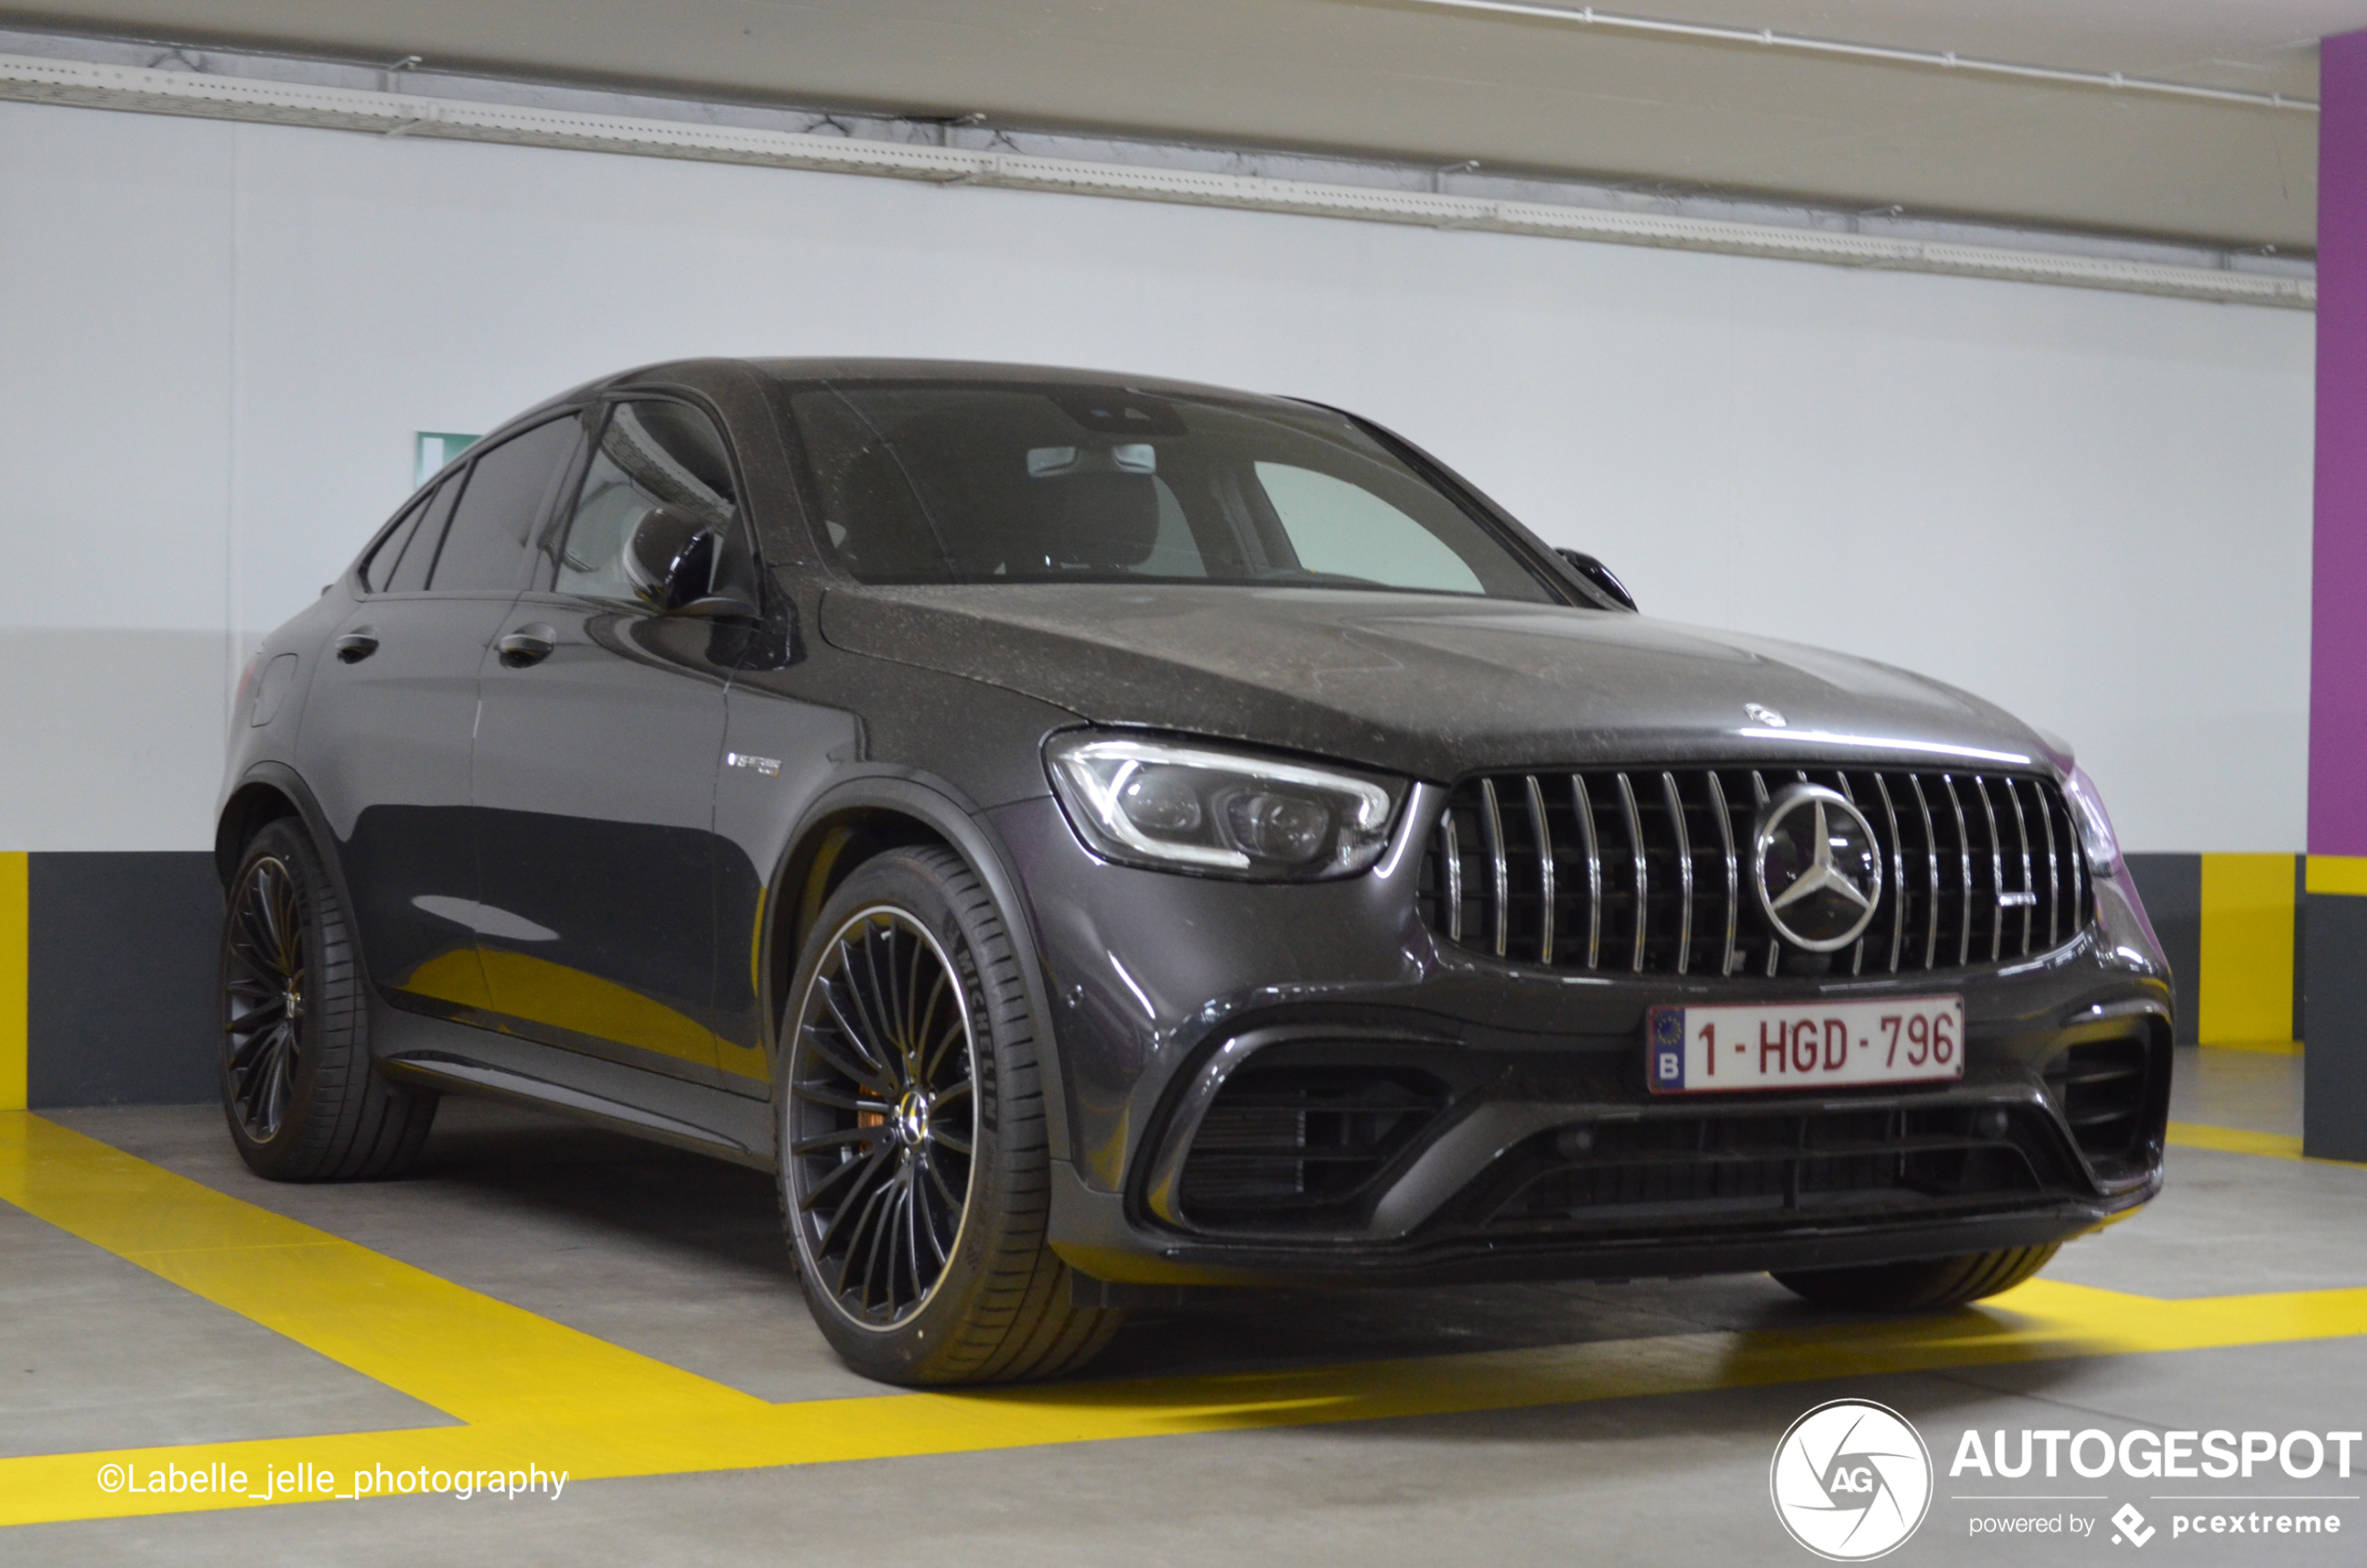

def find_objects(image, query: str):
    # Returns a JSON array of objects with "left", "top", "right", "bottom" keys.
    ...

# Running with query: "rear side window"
[
  {"left": 429, "top": 417, "right": 581, "bottom": 593},
  {"left": 384, "top": 480, "right": 459, "bottom": 594},
  {"left": 359, "top": 497, "right": 428, "bottom": 593},
  {"left": 553, "top": 401, "right": 739, "bottom": 601}
]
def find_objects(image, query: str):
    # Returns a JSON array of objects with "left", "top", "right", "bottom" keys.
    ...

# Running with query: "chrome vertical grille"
[{"left": 1416, "top": 767, "right": 2092, "bottom": 977}]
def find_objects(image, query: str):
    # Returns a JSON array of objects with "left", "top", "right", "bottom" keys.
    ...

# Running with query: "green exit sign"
[{"left": 415, "top": 431, "right": 480, "bottom": 485}]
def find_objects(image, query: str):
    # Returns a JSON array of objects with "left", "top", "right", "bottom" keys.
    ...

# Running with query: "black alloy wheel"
[
  {"left": 775, "top": 847, "right": 1122, "bottom": 1384},
  {"left": 785, "top": 906, "right": 978, "bottom": 1328},
  {"left": 216, "top": 817, "right": 439, "bottom": 1181},
  {"left": 223, "top": 852, "right": 308, "bottom": 1142}
]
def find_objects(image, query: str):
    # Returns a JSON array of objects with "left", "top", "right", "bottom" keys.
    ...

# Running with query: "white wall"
[{"left": 0, "top": 99, "right": 2316, "bottom": 853}]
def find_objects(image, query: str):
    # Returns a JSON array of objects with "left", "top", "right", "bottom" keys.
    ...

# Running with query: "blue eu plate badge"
[{"left": 1650, "top": 1008, "right": 1685, "bottom": 1090}]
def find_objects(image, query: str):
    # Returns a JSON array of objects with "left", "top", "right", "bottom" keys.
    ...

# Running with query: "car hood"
[{"left": 818, "top": 584, "right": 2056, "bottom": 784}]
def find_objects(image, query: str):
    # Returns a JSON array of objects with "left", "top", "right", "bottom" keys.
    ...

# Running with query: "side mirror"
[
  {"left": 624, "top": 508, "right": 724, "bottom": 613},
  {"left": 1555, "top": 548, "right": 1637, "bottom": 612}
]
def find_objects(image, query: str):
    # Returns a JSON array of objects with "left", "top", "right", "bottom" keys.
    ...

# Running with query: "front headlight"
[
  {"left": 2061, "top": 766, "right": 2122, "bottom": 874},
  {"left": 1045, "top": 732, "right": 1400, "bottom": 879}
]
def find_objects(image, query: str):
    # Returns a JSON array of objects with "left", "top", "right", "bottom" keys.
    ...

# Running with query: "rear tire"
[
  {"left": 776, "top": 846, "right": 1122, "bottom": 1385},
  {"left": 219, "top": 819, "right": 438, "bottom": 1181},
  {"left": 1772, "top": 1244, "right": 2060, "bottom": 1312}
]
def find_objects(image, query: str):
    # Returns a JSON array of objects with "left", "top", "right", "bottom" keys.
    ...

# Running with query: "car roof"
[
  {"left": 460, "top": 357, "right": 1320, "bottom": 484},
  {"left": 752, "top": 358, "right": 1276, "bottom": 396},
  {"left": 583, "top": 356, "right": 1304, "bottom": 408}
]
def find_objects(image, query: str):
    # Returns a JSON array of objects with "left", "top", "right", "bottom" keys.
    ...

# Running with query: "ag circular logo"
[
  {"left": 1770, "top": 1399, "right": 1933, "bottom": 1561},
  {"left": 1754, "top": 784, "right": 1883, "bottom": 952}
]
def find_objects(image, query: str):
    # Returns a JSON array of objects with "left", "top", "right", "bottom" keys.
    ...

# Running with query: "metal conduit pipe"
[
  {"left": 0, "top": 48, "right": 2317, "bottom": 308},
  {"left": 1398, "top": 1, "right": 2319, "bottom": 114}
]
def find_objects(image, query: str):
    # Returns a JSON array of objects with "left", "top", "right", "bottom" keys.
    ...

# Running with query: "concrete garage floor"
[{"left": 4, "top": 1045, "right": 2361, "bottom": 1565}]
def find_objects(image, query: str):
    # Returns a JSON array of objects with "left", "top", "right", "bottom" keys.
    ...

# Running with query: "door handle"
[
  {"left": 334, "top": 631, "right": 378, "bottom": 663},
  {"left": 496, "top": 624, "right": 558, "bottom": 668}
]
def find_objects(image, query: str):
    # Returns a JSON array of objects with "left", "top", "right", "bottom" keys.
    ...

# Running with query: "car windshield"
[{"left": 785, "top": 382, "right": 1555, "bottom": 600}]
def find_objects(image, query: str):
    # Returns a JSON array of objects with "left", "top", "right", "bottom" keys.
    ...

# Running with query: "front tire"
[
  {"left": 777, "top": 846, "right": 1122, "bottom": 1384},
  {"left": 1772, "top": 1244, "right": 2060, "bottom": 1312},
  {"left": 219, "top": 819, "right": 437, "bottom": 1181}
]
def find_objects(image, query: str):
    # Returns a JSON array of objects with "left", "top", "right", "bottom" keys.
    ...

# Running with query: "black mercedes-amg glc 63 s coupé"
[{"left": 216, "top": 360, "right": 2171, "bottom": 1384}]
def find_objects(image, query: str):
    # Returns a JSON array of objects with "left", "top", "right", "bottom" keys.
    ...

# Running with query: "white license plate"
[{"left": 1647, "top": 995, "right": 1964, "bottom": 1094}]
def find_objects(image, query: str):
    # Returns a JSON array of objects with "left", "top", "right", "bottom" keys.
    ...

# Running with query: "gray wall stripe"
[
  {"left": 27, "top": 852, "right": 220, "bottom": 1108},
  {"left": 2305, "top": 893, "right": 2367, "bottom": 1160},
  {"left": 2122, "top": 853, "right": 2200, "bottom": 1046},
  {"left": 20, "top": 849, "right": 2221, "bottom": 1104}
]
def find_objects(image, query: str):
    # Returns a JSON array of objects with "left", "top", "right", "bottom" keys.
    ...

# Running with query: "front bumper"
[
  {"left": 1046, "top": 1063, "right": 2160, "bottom": 1289},
  {"left": 988, "top": 793, "right": 2172, "bottom": 1291}
]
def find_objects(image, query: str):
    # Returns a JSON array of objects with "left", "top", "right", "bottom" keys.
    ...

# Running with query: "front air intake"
[
  {"left": 1416, "top": 767, "right": 2092, "bottom": 978},
  {"left": 1176, "top": 1064, "right": 1449, "bottom": 1229},
  {"left": 1491, "top": 1104, "right": 2054, "bottom": 1232},
  {"left": 2044, "top": 1037, "right": 2154, "bottom": 1165}
]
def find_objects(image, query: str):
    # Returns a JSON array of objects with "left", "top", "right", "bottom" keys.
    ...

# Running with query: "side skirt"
[{"left": 370, "top": 1003, "right": 775, "bottom": 1170}]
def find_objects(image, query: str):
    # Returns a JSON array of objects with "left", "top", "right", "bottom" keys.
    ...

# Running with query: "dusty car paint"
[{"left": 219, "top": 357, "right": 2171, "bottom": 1296}]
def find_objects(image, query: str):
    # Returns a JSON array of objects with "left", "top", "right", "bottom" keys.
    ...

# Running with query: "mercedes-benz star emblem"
[{"left": 1754, "top": 783, "right": 1883, "bottom": 952}]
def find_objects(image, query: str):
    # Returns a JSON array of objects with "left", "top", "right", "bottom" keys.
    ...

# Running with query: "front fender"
[{"left": 753, "top": 769, "right": 1074, "bottom": 1165}]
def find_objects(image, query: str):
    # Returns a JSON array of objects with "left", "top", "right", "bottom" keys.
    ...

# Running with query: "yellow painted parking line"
[
  {"left": 0, "top": 1113, "right": 767, "bottom": 1431},
  {"left": 2168, "top": 1120, "right": 2305, "bottom": 1160},
  {"left": 0, "top": 852, "right": 25, "bottom": 1112},
  {"left": 2168, "top": 1120, "right": 2367, "bottom": 1167},
  {"left": 2199, "top": 1038, "right": 2304, "bottom": 1057},
  {"left": 7, "top": 1109, "right": 2367, "bottom": 1529}
]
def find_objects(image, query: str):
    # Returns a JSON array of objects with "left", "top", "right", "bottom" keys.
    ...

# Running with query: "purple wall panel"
[{"left": 2315, "top": 32, "right": 2367, "bottom": 855}]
